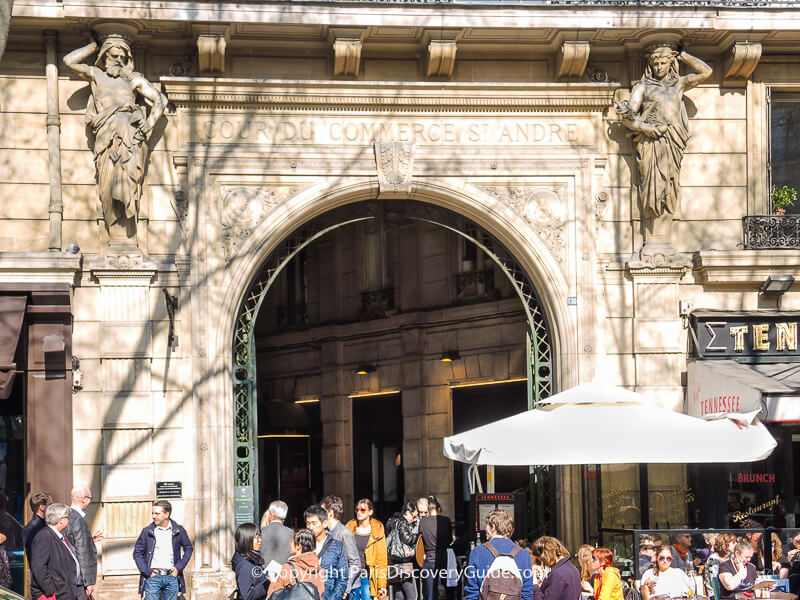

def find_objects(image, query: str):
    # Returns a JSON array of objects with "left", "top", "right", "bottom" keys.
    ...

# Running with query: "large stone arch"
[{"left": 199, "top": 176, "right": 579, "bottom": 570}]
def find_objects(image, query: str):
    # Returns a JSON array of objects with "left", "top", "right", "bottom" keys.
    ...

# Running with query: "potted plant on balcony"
[{"left": 772, "top": 185, "right": 797, "bottom": 215}]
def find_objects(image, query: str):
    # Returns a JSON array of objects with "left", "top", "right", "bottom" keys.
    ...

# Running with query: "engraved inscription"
[{"left": 185, "top": 115, "right": 593, "bottom": 147}]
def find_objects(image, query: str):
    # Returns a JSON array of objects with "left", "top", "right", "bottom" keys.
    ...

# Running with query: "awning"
[
  {"left": 0, "top": 295, "right": 27, "bottom": 399},
  {"left": 443, "top": 382, "right": 776, "bottom": 466},
  {"left": 687, "top": 360, "right": 800, "bottom": 423}
]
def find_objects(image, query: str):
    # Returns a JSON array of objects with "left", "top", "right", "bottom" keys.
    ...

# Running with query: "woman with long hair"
[
  {"left": 530, "top": 536, "right": 581, "bottom": 600},
  {"left": 577, "top": 544, "right": 595, "bottom": 597},
  {"left": 641, "top": 545, "right": 691, "bottom": 600},
  {"left": 346, "top": 498, "right": 388, "bottom": 600},
  {"left": 231, "top": 523, "right": 269, "bottom": 600},
  {"left": 705, "top": 533, "right": 736, "bottom": 598},
  {"left": 267, "top": 529, "right": 325, "bottom": 599},
  {"left": 385, "top": 501, "right": 420, "bottom": 600},
  {"left": 591, "top": 547, "right": 623, "bottom": 600}
]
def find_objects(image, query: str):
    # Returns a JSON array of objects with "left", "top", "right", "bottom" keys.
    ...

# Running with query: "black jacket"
[
  {"left": 534, "top": 557, "right": 582, "bottom": 600},
  {"left": 232, "top": 551, "right": 269, "bottom": 600},
  {"left": 385, "top": 513, "right": 418, "bottom": 564},
  {"left": 65, "top": 507, "right": 97, "bottom": 586},
  {"left": 30, "top": 526, "right": 79, "bottom": 600},
  {"left": 22, "top": 514, "right": 47, "bottom": 559}
]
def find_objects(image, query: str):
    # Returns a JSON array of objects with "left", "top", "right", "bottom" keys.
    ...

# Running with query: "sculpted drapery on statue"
[
  {"left": 614, "top": 42, "right": 712, "bottom": 264},
  {"left": 64, "top": 33, "right": 165, "bottom": 246}
]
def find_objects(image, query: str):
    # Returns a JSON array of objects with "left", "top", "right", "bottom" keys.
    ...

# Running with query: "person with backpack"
[
  {"left": 385, "top": 501, "right": 420, "bottom": 600},
  {"left": 463, "top": 509, "right": 534, "bottom": 600},
  {"left": 231, "top": 523, "right": 269, "bottom": 600},
  {"left": 530, "top": 536, "right": 581, "bottom": 600},
  {"left": 305, "top": 504, "right": 349, "bottom": 600},
  {"left": 268, "top": 529, "right": 326, "bottom": 600},
  {"left": 345, "top": 499, "right": 388, "bottom": 600}
]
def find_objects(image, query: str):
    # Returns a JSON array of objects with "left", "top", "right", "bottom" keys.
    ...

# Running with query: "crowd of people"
[
  {"left": 7, "top": 487, "right": 800, "bottom": 600},
  {"left": 233, "top": 494, "right": 588, "bottom": 600}
]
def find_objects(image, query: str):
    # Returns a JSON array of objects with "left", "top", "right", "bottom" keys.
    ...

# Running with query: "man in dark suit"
[
  {"left": 30, "top": 503, "right": 82, "bottom": 600},
  {"left": 22, "top": 491, "right": 51, "bottom": 559},
  {"left": 65, "top": 485, "right": 99, "bottom": 600},
  {"left": 260, "top": 500, "right": 293, "bottom": 567}
]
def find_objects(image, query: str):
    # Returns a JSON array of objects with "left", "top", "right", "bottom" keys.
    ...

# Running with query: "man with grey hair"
[
  {"left": 260, "top": 500, "right": 293, "bottom": 566},
  {"left": 31, "top": 503, "right": 81, "bottom": 600},
  {"left": 65, "top": 485, "right": 99, "bottom": 600}
]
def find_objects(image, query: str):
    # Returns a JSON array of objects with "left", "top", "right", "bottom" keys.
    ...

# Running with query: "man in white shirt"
[{"left": 133, "top": 500, "right": 194, "bottom": 600}]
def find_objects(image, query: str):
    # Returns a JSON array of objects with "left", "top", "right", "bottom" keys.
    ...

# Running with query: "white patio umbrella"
[{"left": 443, "top": 382, "right": 776, "bottom": 466}]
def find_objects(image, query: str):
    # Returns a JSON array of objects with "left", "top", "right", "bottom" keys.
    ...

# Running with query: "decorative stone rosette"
[{"left": 219, "top": 186, "right": 297, "bottom": 259}]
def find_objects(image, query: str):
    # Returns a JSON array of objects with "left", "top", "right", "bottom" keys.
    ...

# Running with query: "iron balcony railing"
[{"left": 742, "top": 214, "right": 800, "bottom": 249}]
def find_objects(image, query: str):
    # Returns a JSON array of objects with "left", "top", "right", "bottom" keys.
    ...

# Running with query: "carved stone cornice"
[
  {"left": 556, "top": 41, "right": 590, "bottom": 80},
  {"left": 693, "top": 249, "right": 800, "bottom": 284},
  {"left": 193, "top": 24, "right": 229, "bottom": 73},
  {"left": 333, "top": 38, "right": 362, "bottom": 76},
  {"left": 427, "top": 40, "right": 457, "bottom": 78},
  {"left": 723, "top": 41, "right": 762, "bottom": 82},
  {"left": 162, "top": 79, "right": 620, "bottom": 113}
]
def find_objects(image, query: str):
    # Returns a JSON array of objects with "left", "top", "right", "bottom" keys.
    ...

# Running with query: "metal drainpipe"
[{"left": 44, "top": 30, "right": 62, "bottom": 252}]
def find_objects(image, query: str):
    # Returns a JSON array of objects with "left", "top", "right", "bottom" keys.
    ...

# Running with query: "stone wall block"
[
  {"left": 151, "top": 427, "right": 184, "bottom": 462},
  {"left": 103, "top": 428, "right": 152, "bottom": 465},
  {"left": 427, "top": 413, "right": 451, "bottom": 439},
  {"left": 101, "top": 464, "right": 154, "bottom": 501},
  {"left": 633, "top": 318, "right": 685, "bottom": 353},
  {"left": 73, "top": 321, "right": 100, "bottom": 358},
  {"left": 635, "top": 283, "right": 678, "bottom": 318},
  {"left": 73, "top": 429, "right": 103, "bottom": 465},
  {"left": 100, "top": 322, "right": 153, "bottom": 359},
  {"left": 102, "top": 359, "right": 151, "bottom": 393}
]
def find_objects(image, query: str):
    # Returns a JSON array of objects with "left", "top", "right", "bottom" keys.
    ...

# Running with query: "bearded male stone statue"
[
  {"left": 64, "top": 33, "right": 165, "bottom": 246},
  {"left": 614, "top": 42, "right": 712, "bottom": 265}
]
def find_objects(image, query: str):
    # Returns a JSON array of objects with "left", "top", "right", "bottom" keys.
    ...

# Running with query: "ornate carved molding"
[
  {"left": 374, "top": 142, "right": 416, "bottom": 196},
  {"left": 193, "top": 25, "right": 229, "bottom": 73},
  {"left": 724, "top": 41, "right": 762, "bottom": 82},
  {"left": 427, "top": 40, "right": 457, "bottom": 78},
  {"left": 594, "top": 191, "right": 609, "bottom": 231},
  {"left": 333, "top": 38, "right": 362, "bottom": 76},
  {"left": 480, "top": 186, "right": 567, "bottom": 264},
  {"left": 219, "top": 186, "right": 298, "bottom": 259},
  {"left": 162, "top": 79, "right": 620, "bottom": 113},
  {"left": 556, "top": 41, "right": 590, "bottom": 80}
]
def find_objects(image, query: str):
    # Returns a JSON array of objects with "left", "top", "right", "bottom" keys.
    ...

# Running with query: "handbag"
[{"left": 268, "top": 563, "right": 320, "bottom": 600}]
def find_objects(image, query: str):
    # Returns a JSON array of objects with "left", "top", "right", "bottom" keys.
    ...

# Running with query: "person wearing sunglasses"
[
  {"left": 346, "top": 499, "right": 388, "bottom": 600},
  {"left": 641, "top": 546, "right": 691, "bottom": 600},
  {"left": 591, "top": 547, "right": 623, "bottom": 600}
]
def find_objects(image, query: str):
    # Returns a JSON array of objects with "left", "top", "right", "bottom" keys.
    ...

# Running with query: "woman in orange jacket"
[
  {"left": 346, "top": 499, "right": 388, "bottom": 600},
  {"left": 592, "top": 547, "right": 624, "bottom": 600}
]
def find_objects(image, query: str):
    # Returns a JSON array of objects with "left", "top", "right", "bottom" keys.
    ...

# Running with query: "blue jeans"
[
  {"left": 144, "top": 573, "right": 179, "bottom": 600},
  {"left": 349, "top": 576, "right": 372, "bottom": 600},
  {"left": 422, "top": 561, "right": 440, "bottom": 600}
]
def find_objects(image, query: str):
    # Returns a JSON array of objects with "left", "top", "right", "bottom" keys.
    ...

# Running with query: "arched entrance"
[{"left": 229, "top": 190, "right": 565, "bottom": 528}]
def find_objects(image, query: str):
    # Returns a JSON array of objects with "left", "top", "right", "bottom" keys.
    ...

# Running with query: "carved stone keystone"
[
  {"left": 333, "top": 38, "right": 362, "bottom": 76},
  {"left": 374, "top": 142, "right": 415, "bottom": 197},
  {"left": 724, "top": 41, "right": 762, "bottom": 83},
  {"left": 556, "top": 41, "right": 590, "bottom": 80},
  {"left": 427, "top": 40, "right": 457, "bottom": 78},
  {"left": 194, "top": 25, "right": 229, "bottom": 73}
]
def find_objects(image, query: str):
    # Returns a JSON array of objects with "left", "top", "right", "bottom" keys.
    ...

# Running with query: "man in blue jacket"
[
  {"left": 133, "top": 500, "right": 194, "bottom": 600},
  {"left": 464, "top": 510, "right": 533, "bottom": 600},
  {"left": 306, "top": 504, "right": 349, "bottom": 600}
]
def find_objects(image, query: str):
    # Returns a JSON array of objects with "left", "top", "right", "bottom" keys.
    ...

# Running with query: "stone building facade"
[{"left": 2, "top": 1, "right": 800, "bottom": 597}]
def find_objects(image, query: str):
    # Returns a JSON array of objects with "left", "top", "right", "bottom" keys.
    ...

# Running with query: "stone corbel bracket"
[
  {"left": 724, "top": 41, "right": 762, "bottom": 83},
  {"left": 374, "top": 142, "right": 416, "bottom": 198},
  {"left": 427, "top": 40, "right": 457, "bottom": 78},
  {"left": 556, "top": 41, "right": 591, "bottom": 80},
  {"left": 193, "top": 25, "right": 230, "bottom": 73},
  {"left": 333, "top": 38, "right": 362, "bottom": 77}
]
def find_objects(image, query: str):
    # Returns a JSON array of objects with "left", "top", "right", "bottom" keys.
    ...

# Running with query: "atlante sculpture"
[
  {"left": 64, "top": 33, "right": 165, "bottom": 245},
  {"left": 615, "top": 42, "right": 712, "bottom": 264}
]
